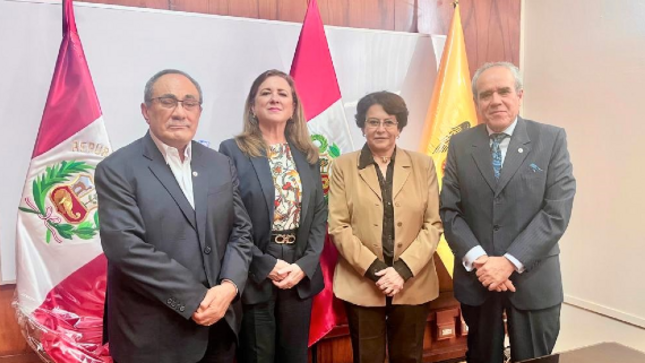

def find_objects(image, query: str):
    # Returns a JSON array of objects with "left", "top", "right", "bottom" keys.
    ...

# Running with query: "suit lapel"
[
  {"left": 289, "top": 142, "right": 312, "bottom": 226},
  {"left": 471, "top": 127, "right": 497, "bottom": 192},
  {"left": 358, "top": 159, "right": 382, "bottom": 201},
  {"left": 250, "top": 152, "right": 275, "bottom": 227},
  {"left": 496, "top": 118, "right": 531, "bottom": 196},
  {"left": 143, "top": 134, "right": 197, "bottom": 231},
  {"left": 191, "top": 142, "right": 209, "bottom": 249},
  {"left": 392, "top": 149, "right": 411, "bottom": 200}
]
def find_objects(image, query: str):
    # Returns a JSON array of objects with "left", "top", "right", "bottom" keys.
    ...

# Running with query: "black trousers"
[
  {"left": 344, "top": 299, "right": 429, "bottom": 363},
  {"left": 237, "top": 287, "right": 313, "bottom": 363},
  {"left": 461, "top": 292, "right": 561, "bottom": 363},
  {"left": 238, "top": 242, "right": 313, "bottom": 363},
  {"left": 198, "top": 320, "right": 237, "bottom": 363},
  {"left": 115, "top": 321, "right": 236, "bottom": 363}
]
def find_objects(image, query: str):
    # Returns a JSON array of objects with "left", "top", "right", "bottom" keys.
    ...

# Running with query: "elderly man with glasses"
[{"left": 96, "top": 69, "right": 254, "bottom": 363}]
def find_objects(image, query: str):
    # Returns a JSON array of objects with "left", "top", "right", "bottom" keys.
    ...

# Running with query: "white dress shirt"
[
  {"left": 150, "top": 132, "right": 195, "bottom": 209},
  {"left": 462, "top": 118, "right": 525, "bottom": 273}
]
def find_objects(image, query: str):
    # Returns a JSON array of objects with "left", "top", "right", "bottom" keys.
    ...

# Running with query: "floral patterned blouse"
[{"left": 268, "top": 143, "right": 302, "bottom": 231}]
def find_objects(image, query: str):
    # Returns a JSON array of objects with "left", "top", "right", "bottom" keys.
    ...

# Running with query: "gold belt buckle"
[{"left": 274, "top": 233, "right": 296, "bottom": 244}]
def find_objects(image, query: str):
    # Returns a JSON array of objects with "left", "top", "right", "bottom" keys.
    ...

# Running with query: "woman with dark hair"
[
  {"left": 328, "top": 91, "right": 443, "bottom": 363},
  {"left": 219, "top": 69, "right": 326, "bottom": 363}
]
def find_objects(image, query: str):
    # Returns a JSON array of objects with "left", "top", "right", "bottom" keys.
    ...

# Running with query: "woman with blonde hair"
[{"left": 219, "top": 69, "right": 326, "bottom": 363}]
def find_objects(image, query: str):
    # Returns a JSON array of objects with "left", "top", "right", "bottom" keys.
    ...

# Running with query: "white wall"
[
  {"left": 556, "top": 305, "right": 645, "bottom": 353},
  {"left": 522, "top": 0, "right": 645, "bottom": 331},
  {"left": 0, "top": 0, "right": 444, "bottom": 282}
]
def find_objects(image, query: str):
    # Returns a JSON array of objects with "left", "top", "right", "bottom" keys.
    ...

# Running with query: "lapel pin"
[
  {"left": 518, "top": 148, "right": 524, "bottom": 154},
  {"left": 192, "top": 171, "right": 198, "bottom": 177}
]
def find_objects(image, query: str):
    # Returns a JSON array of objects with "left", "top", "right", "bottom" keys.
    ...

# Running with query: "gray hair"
[
  {"left": 143, "top": 69, "right": 203, "bottom": 105},
  {"left": 471, "top": 62, "right": 523, "bottom": 98}
]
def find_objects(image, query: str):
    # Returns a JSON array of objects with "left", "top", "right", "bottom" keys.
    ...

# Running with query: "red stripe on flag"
[
  {"left": 29, "top": 255, "right": 110, "bottom": 363},
  {"left": 32, "top": 0, "right": 102, "bottom": 158},
  {"left": 290, "top": 0, "right": 342, "bottom": 122},
  {"left": 290, "top": 0, "right": 347, "bottom": 346},
  {"left": 307, "top": 235, "right": 346, "bottom": 346}
]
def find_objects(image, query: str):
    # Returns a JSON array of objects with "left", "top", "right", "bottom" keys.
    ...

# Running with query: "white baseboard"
[{"left": 564, "top": 295, "right": 645, "bottom": 329}]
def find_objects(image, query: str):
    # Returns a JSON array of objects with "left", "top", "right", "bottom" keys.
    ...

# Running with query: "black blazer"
[
  {"left": 219, "top": 138, "right": 326, "bottom": 305},
  {"left": 96, "top": 133, "right": 253, "bottom": 363}
]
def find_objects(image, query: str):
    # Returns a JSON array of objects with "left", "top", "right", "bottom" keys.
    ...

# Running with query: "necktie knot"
[{"left": 490, "top": 133, "right": 508, "bottom": 145}]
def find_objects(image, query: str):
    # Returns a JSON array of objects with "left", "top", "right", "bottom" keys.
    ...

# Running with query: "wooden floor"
[
  {"left": 0, "top": 285, "right": 33, "bottom": 360},
  {"left": 0, "top": 353, "right": 41, "bottom": 363}
]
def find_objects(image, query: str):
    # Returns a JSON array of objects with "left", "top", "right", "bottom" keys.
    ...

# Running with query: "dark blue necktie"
[{"left": 491, "top": 133, "right": 508, "bottom": 180}]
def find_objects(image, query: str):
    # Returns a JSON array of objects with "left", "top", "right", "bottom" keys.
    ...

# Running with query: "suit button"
[
  {"left": 397, "top": 222, "right": 403, "bottom": 227},
  {"left": 493, "top": 225, "right": 500, "bottom": 232},
  {"left": 395, "top": 202, "right": 400, "bottom": 207},
  {"left": 204, "top": 246, "right": 212, "bottom": 254},
  {"left": 397, "top": 243, "right": 403, "bottom": 248}
]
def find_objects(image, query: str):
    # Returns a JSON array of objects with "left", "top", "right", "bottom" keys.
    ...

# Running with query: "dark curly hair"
[{"left": 355, "top": 91, "right": 408, "bottom": 131}]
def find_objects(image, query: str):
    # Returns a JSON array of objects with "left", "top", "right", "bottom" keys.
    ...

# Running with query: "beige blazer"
[{"left": 329, "top": 147, "right": 443, "bottom": 306}]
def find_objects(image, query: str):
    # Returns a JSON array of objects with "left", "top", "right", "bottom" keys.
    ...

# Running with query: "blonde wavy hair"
[{"left": 235, "top": 69, "right": 319, "bottom": 164}]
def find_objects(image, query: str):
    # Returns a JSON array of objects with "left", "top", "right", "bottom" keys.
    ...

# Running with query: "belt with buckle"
[{"left": 271, "top": 230, "right": 297, "bottom": 244}]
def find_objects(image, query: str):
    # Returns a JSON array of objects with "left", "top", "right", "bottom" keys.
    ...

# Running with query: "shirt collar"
[
  {"left": 358, "top": 143, "right": 397, "bottom": 170},
  {"left": 486, "top": 117, "right": 518, "bottom": 138},
  {"left": 150, "top": 131, "right": 192, "bottom": 164}
]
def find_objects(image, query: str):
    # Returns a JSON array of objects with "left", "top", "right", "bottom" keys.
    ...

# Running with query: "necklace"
[{"left": 374, "top": 155, "right": 391, "bottom": 163}]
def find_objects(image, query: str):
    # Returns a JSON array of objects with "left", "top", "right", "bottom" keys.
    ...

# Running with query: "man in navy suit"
[
  {"left": 440, "top": 62, "right": 576, "bottom": 363},
  {"left": 96, "top": 69, "right": 253, "bottom": 363}
]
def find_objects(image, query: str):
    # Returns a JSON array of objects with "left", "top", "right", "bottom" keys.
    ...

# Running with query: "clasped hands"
[
  {"left": 375, "top": 267, "right": 404, "bottom": 297},
  {"left": 474, "top": 255, "right": 517, "bottom": 292},
  {"left": 192, "top": 280, "right": 237, "bottom": 327},
  {"left": 268, "top": 259, "right": 305, "bottom": 290}
]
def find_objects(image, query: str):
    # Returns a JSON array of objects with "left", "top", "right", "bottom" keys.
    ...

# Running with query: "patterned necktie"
[{"left": 490, "top": 133, "right": 508, "bottom": 180}]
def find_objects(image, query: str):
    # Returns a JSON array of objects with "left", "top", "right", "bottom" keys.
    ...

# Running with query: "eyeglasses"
[
  {"left": 365, "top": 119, "right": 398, "bottom": 130},
  {"left": 149, "top": 96, "right": 202, "bottom": 111}
]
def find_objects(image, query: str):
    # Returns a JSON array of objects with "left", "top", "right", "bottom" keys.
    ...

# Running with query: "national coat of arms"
[
  {"left": 311, "top": 134, "right": 341, "bottom": 199},
  {"left": 19, "top": 160, "right": 100, "bottom": 244}
]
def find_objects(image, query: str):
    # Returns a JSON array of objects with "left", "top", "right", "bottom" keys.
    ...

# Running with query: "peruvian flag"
[
  {"left": 290, "top": 0, "right": 353, "bottom": 346},
  {"left": 14, "top": 1, "right": 111, "bottom": 362}
]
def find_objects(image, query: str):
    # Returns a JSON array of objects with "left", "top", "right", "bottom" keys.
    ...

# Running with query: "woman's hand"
[
  {"left": 273, "top": 263, "right": 306, "bottom": 289},
  {"left": 375, "top": 267, "right": 404, "bottom": 297},
  {"left": 268, "top": 259, "right": 291, "bottom": 282}
]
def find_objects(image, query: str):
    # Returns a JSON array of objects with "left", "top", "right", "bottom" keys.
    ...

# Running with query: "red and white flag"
[
  {"left": 15, "top": 1, "right": 111, "bottom": 361},
  {"left": 290, "top": 0, "right": 353, "bottom": 346}
]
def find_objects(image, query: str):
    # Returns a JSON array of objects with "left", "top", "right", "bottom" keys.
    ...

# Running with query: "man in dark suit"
[
  {"left": 440, "top": 62, "right": 576, "bottom": 363},
  {"left": 95, "top": 69, "right": 253, "bottom": 363}
]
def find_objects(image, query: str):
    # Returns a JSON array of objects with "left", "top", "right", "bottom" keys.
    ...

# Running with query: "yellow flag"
[{"left": 419, "top": 3, "right": 478, "bottom": 278}]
